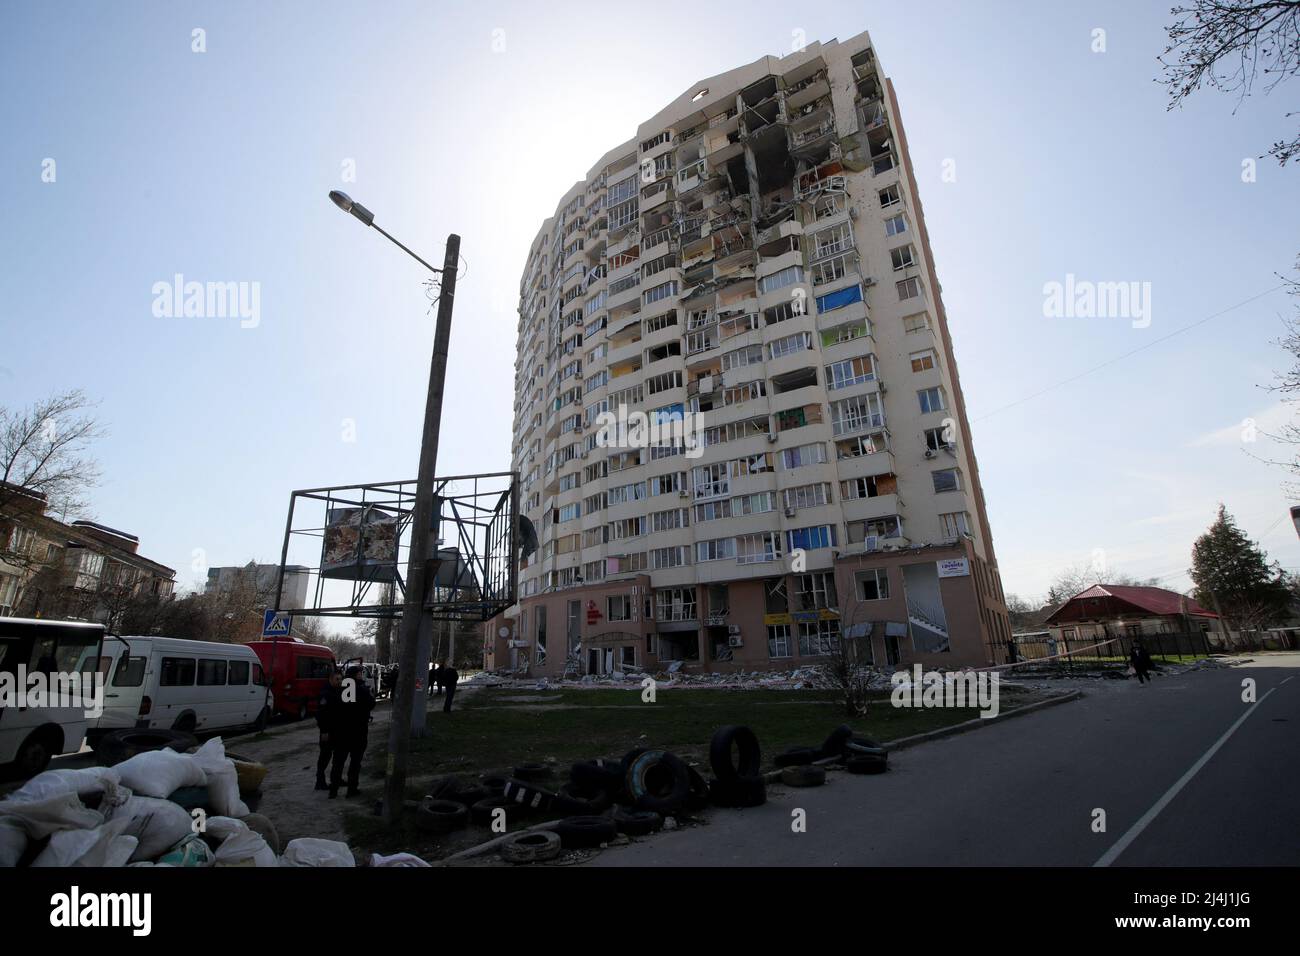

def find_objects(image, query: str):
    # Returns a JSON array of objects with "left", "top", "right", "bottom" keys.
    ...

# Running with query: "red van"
[{"left": 246, "top": 639, "right": 337, "bottom": 720}]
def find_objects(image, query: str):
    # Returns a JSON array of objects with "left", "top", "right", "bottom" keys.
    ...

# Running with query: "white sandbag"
[
  {"left": 4, "top": 772, "right": 75, "bottom": 803},
  {"left": 32, "top": 818, "right": 137, "bottom": 868},
  {"left": 191, "top": 738, "right": 249, "bottom": 817},
  {"left": 279, "top": 838, "right": 354, "bottom": 867},
  {"left": 0, "top": 791, "right": 103, "bottom": 839},
  {"left": 0, "top": 817, "right": 28, "bottom": 868},
  {"left": 201, "top": 816, "right": 248, "bottom": 843},
  {"left": 212, "top": 828, "right": 276, "bottom": 867},
  {"left": 107, "top": 795, "right": 194, "bottom": 862},
  {"left": 370, "top": 851, "right": 430, "bottom": 867},
  {"left": 40, "top": 766, "right": 122, "bottom": 797},
  {"left": 114, "top": 749, "right": 205, "bottom": 799}
]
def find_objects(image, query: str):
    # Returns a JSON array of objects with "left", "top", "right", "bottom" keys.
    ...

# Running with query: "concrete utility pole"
[
  {"left": 384, "top": 232, "right": 459, "bottom": 823},
  {"left": 326, "top": 190, "right": 459, "bottom": 825}
]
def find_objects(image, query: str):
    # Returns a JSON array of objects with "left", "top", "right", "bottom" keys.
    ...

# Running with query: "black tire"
[
  {"left": 252, "top": 707, "right": 270, "bottom": 732},
  {"left": 624, "top": 750, "right": 691, "bottom": 814},
  {"left": 297, "top": 701, "right": 309, "bottom": 721},
  {"left": 556, "top": 784, "right": 612, "bottom": 816},
  {"left": 513, "top": 762, "right": 553, "bottom": 782},
  {"left": 502, "top": 779, "right": 556, "bottom": 813},
  {"left": 172, "top": 712, "right": 197, "bottom": 734},
  {"left": 416, "top": 797, "right": 469, "bottom": 833},
  {"left": 774, "top": 746, "right": 819, "bottom": 768},
  {"left": 95, "top": 729, "right": 199, "bottom": 767},
  {"left": 570, "top": 760, "right": 622, "bottom": 795},
  {"left": 844, "top": 738, "right": 886, "bottom": 758},
  {"left": 845, "top": 752, "right": 888, "bottom": 775},
  {"left": 500, "top": 830, "right": 561, "bottom": 864},
  {"left": 480, "top": 774, "right": 510, "bottom": 795},
  {"left": 709, "top": 725, "right": 761, "bottom": 783},
  {"left": 612, "top": 807, "right": 663, "bottom": 836},
  {"left": 13, "top": 729, "right": 59, "bottom": 778},
  {"left": 684, "top": 766, "right": 709, "bottom": 812},
  {"left": 554, "top": 814, "right": 618, "bottom": 849},
  {"left": 708, "top": 775, "right": 767, "bottom": 808},
  {"left": 780, "top": 765, "right": 827, "bottom": 787},
  {"left": 470, "top": 795, "right": 525, "bottom": 827},
  {"left": 819, "top": 724, "right": 854, "bottom": 760},
  {"left": 444, "top": 785, "right": 490, "bottom": 807},
  {"left": 426, "top": 775, "right": 466, "bottom": 801}
]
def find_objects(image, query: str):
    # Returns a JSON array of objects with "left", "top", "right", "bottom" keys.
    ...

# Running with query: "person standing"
[
  {"left": 439, "top": 660, "right": 458, "bottom": 713},
  {"left": 330, "top": 664, "right": 376, "bottom": 798},
  {"left": 315, "top": 669, "right": 343, "bottom": 790}
]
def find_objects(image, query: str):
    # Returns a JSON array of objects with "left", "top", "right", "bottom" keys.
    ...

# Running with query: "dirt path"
[{"left": 224, "top": 703, "right": 394, "bottom": 845}]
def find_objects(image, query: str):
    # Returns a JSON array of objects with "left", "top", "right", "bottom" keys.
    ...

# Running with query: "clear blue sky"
[{"left": 2, "top": 0, "right": 1297, "bottom": 610}]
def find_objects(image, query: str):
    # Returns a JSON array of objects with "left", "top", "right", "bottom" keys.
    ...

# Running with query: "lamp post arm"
[{"left": 372, "top": 223, "right": 449, "bottom": 277}]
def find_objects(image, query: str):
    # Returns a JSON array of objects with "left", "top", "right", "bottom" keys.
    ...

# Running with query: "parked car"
[
  {"left": 0, "top": 617, "right": 105, "bottom": 776},
  {"left": 87, "top": 635, "right": 272, "bottom": 745},
  {"left": 246, "top": 639, "right": 336, "bottom": 720}
]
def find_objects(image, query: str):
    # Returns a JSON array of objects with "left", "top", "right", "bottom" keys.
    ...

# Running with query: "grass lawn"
[{"left": 344, "top": 683, "right": 1047, "bottom": 859}]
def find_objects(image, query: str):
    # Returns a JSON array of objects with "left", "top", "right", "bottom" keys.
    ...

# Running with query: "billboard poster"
[{"left": 320, "top": 506, "right": 400, "bottom": 581}]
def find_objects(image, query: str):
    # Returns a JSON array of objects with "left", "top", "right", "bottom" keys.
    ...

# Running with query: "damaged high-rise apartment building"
[{"left": 488, "top": 32, "right": 1012, "bottom": 677}]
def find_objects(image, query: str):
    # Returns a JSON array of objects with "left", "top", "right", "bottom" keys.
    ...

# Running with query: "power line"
[{"left": 974, "top": 284, "right": 1288, "bottom": 423}]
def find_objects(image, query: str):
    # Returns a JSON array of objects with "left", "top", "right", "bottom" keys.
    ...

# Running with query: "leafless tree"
[
  {"left": 1249, "top": 260, "right": 1300, "bottom": 496},
  {"left": 1044, "top": 563, "right": 1160, "bottom": 608},
  {"left": 0, "top": 389, "right": 104, "bottom": 519},
  {"left": 826, "top": 599, "right": 878, "bottom": 718},
  {"left": 1159, "top": 0, "right": 1300, "bottom": 165}
]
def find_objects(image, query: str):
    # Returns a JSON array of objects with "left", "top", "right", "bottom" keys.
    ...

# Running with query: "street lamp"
[{"left": 327, "top": 190, "right": 460, "bottom": 825}]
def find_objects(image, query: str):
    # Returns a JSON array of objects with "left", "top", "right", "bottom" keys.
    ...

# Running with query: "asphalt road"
[{"left": 586, "top": 654, "right": 1300, "bottom": 867}]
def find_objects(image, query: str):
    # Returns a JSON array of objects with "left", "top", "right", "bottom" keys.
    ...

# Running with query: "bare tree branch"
[{"left": 1159, "top": 1, "right": 1300, "bottom": 164}]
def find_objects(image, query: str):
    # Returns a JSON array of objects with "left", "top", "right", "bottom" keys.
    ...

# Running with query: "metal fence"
[{"left": 1011, "top": 628, "right": 1214, "bottom": 670}]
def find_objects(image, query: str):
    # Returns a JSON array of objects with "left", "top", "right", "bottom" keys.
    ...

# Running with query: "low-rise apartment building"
[{"left": 0, "top": 482, "right": 176, "bottom": 624}]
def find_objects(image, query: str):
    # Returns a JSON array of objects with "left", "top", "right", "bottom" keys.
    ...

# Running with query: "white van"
[
  {"left": 88, "top": 636, "right": 273, "bottom": 743},
  {"left": 0, "top": 617, "right": 105, "bottom": 776}
]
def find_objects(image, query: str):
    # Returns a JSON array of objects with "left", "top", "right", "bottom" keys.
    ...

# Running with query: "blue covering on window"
[{"left": 816, "top": 284, "right": 863, "bottom": 314}]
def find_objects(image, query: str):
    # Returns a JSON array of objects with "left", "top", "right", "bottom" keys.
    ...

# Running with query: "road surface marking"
[{"left": 1094, "top": 687, "right": 1278, "bottom": 867}]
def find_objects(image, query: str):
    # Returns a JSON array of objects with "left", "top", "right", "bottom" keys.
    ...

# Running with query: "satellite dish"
[{"left": 498, "top": 626, "right": 510, "bottom": 638}]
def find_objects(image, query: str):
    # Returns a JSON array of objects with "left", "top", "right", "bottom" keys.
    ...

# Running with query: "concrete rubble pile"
[
  {"left": 0, "top": 737, "right": 359, "bottom": 868},
  {"left": 467, "top": 665, "right": 896, "bottom": 692}
]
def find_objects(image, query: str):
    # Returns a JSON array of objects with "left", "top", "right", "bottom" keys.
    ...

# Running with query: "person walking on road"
[
  {"left": 329, "top": 664, "right": 376, "bottom": 798},
  {"left": 1130, "top": 641, "right": 1153, "bottom": 684},
  {"left": 438, "top": 660, "right": 458, "bottom": 713},
  {"left": 315, "top": 669, "right": 343, "bottom": 790}
]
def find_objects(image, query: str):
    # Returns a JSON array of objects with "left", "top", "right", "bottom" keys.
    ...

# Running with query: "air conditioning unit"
[
  {"left": 767, "top": 432, "right": 778, "bottom": 443},
  {"left": 678, "top": 489, "right": 690, "bottom": 498},
  {"left": 863, "top": 535, "right": 881, "bottom": 552},
  {"left": 727, "top": 635, "right": 744, "bottom": 648},
  {"left": 848, "top": 207, "right": 858, "bottom": 220},
  {"left": 784, "top": 506, "right": 797, "bottom": 518},
  {"left": 924, "top": 449, "right": 936, "bottom": 459},
  {"left": 579, "top": 449, "right": 588, "bottom": 458},
  {"left": 727, "top": 624, "right": 741, "bottom": 635}
]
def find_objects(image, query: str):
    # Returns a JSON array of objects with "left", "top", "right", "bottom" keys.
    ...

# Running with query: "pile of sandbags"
[{"left": 0, "top": 736, "right": 356, "bottom": 868}]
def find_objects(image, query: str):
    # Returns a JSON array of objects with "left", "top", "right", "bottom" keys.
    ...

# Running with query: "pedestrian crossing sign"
[{"left": 262, "top": 609, "right": 292, "bottom": 637}]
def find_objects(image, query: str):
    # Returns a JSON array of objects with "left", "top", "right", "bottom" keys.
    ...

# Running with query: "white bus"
[
  {"left": 0, "top": 617, "right": 105, "bottom": 776},
  {"left": 89, "top": 635, "right": 272, "bottom": 745}
]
